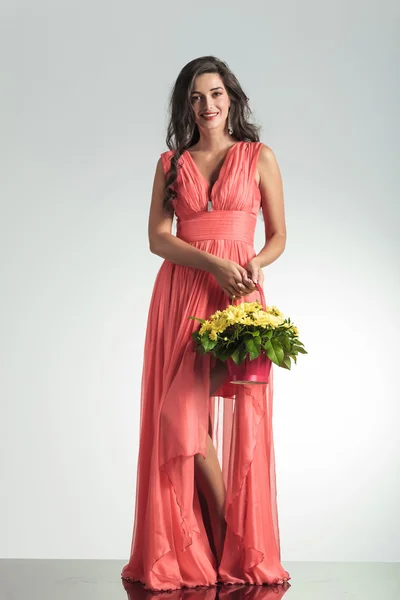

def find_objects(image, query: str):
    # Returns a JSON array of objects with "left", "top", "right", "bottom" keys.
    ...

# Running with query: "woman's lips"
[{"left": 201, "top": 112, "right": 219, "bottom": 120}]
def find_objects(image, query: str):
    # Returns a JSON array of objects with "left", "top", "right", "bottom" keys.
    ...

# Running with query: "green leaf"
[
  {"left": 282, "top": 356, "right": 292, "bottom": 369},
  {"left": 243, "top": 330, "right": 260, "bottom": 338},
  {"left": 244, "top": 337, "right": 256, "bottom": 356},
  {"left": 280, "top": 335, "right": 292, "bottom": 352},
  {"left": 264, "top": 339, "right": 284, "bottom": 364},
  {"left": 188, "top": 316, "right": 206, "bottom": 324},
  {"left": 238, "top": 344, "right": 248, "bottom": 364},
  {"left": 244, "top": 336, "right": 261, "bottom": 360},
  {"left": 230, "top": 347, "right": 241, "bottom": 365},
  {"left": 293, "top": 345, "right": 308, "bottom": 354},
  {"left": 217, "top": 346, "right": 236, "bottom": 361},
  {"left": 293, "top": 339, "right": 305, "bottom": 346},
  {"left": 199, "top": 333, "right": 217, "bottom": 352}
]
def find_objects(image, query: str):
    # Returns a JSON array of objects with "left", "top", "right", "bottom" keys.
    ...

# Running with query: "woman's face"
[{"left": 190, "top": 73, "right": 231, "bottom": 133}]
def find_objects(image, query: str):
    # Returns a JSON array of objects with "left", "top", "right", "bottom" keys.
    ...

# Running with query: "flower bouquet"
[{"left": 189, "top": 283, "right": 307, "bottom": 384}]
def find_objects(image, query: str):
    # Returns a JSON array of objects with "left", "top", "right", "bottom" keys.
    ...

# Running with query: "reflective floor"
[{"left": 0, "top": 560, "right": 398, "bottom": 599}]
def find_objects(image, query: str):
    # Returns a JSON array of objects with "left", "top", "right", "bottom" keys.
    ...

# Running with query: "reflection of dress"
[{"left": 121, "top": 141, "right": 291, "bottom": 591}]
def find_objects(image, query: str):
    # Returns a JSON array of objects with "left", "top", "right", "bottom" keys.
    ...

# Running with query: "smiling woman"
[
  {"left": 121, "top": 55, "right": 289, "bottom": 594},
  {"left": 190, "top": 87, "right": 229, "bottom": 123}
]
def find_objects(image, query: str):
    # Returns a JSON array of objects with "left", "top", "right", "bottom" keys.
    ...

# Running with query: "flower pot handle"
[{"left": 254, "top": 281, "right": 267, "bottom": 311}]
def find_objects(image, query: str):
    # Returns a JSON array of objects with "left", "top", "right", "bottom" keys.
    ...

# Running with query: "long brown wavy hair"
[{"left": 162, "top": 56, "right": 262, "bottom": 217}]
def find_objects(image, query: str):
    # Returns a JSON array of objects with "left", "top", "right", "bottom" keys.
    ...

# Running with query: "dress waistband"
[{"left": 177, "top": 210, "right": 256, "bottom": 245}]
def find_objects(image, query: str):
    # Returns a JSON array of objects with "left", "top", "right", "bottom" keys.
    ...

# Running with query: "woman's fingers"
[
  {"left": 233, "top": 281, "right": 245, "bottom": 295},
  {"left": 241, "top": 276, "right": 256, "bottom": 295},
  {"left": 226, "top": 285, "right": 239, "bottom": 298},
  {"left": 226, "top": 268, "right": 257, "bottom": 299}
]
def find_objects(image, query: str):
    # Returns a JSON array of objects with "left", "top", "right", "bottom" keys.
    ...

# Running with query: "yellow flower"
[
  {"left": 199, "top": 319, "right": 212, "bottom": 335},
  {"left": 235, "top": 308, "right": 246, "bottom": 321},
  {"left": 223, "top": 308, "right": 238, "bottom": 325},
  {"left": 209, "top": 329, "right": 218, "bottom": 341},
  {"left": 211, "top": 315, "right": 229, "bottom": 333},
  {"left": 252, "top": 311, "right": 285, "bottom": 328},
  {"left": 211, "top": 309, "right": 224, "bottom": 320},
  {"left": 239, "top": 316, "right": 254, "bottom": 325},
  {"left": 270, "top": 314, "right": 285, "bottom": 327},
  {"left": 270, "top": 305, "right": 284, "bottom": 317},
  {"left": 201, "top": 301, "right": 288, "bottom": 335}
]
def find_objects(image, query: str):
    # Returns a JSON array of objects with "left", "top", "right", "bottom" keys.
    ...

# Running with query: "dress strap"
[
  {"left": 249, "top": 142, "right": 264, "bottom": 183},
  {"left": 160, "top": 150, "right": 174, "bottom": 176}
]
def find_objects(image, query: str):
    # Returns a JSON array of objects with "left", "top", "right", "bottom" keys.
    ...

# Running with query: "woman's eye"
[{"left": 191, "top": 92, "right": 222, "bottom": 102}]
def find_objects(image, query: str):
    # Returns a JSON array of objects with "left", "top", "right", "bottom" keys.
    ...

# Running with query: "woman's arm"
[
  {"left": 253, "top": 145, "right": 287, "bottom": 268},
  {"left": 148, "top": 157, "right": 221, "bottom": 272}
]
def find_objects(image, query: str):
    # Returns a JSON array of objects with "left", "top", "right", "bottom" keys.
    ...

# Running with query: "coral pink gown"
[{"left": 121, "top": 141, "right": 291, "bottom": 592}]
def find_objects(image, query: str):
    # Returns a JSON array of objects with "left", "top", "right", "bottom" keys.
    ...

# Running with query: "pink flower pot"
[
  {"left": 226, "top": 281, "right": 272, "bottom": 384},
  {"left": 227, "top": 352, "right": 272, "bottom": 384}
]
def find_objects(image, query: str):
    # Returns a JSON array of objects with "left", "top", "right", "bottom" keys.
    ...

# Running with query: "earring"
[{"left": 227, "top": 109, "right": 233, "bottom": 135}]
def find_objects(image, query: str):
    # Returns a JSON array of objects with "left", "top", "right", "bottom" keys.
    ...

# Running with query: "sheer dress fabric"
[{"left": 121, "top": 141, "right": 291, "bottom": 592}]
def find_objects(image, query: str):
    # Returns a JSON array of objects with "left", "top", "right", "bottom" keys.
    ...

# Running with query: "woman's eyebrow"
[{"left": 191, "top": 86, "right": 223, "bottom": 94}]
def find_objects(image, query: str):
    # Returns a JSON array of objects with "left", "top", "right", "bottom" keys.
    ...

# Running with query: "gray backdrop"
[{"left": 1, "top": 0, "right": 398, "bottom": 562}]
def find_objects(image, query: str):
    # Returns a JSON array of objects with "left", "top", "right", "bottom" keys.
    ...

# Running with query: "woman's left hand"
[
  {"left": 234, "top": 257, "right": 264, "bottom": 296},
  {"left": 245, "top": 257, "right": 264, "bottom": 287}
]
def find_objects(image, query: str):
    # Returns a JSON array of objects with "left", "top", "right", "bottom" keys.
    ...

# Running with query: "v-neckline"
[{"left": 184, "top": 141, "right": 243, "bottom": 200}]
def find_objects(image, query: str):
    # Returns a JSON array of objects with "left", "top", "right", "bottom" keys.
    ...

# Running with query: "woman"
[{"left": 121, "top": 55, "right": 290, "bottom": 592}]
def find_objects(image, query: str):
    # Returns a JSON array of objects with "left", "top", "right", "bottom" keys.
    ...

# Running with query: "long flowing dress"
[{"left": 121, "top": 140, "right": 291, "bottom": 592}]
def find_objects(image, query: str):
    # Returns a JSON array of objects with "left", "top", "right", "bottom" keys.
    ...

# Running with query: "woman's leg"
[{"left": 194, "top": 360, "right": 228, "bottom": 565}]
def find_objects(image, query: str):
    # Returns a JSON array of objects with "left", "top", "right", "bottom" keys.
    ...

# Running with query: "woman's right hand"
[{"left": 209, "top": 258, "right": 257, "bottom": 299}]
